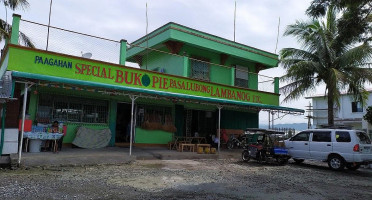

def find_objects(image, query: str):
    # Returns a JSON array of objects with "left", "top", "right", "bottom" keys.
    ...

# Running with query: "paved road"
[{"left": 1, "top": 158, "right": 371, "bottom": 199}]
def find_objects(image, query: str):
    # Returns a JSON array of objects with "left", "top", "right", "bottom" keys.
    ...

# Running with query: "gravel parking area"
[{"left": 1, "top": 158, "right": 371, "bottom": 200}]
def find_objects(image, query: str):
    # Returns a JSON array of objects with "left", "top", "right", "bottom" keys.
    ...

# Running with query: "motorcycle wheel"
[
  {"left": 227, "top": 141, "right": 234, "bottom": 149},
  {"left": 242, "top": 151, "right": 251, "bottom": 162}
]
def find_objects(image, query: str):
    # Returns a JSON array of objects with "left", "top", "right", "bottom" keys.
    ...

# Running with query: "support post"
[
  {"left": 18, "top": 83, "right": 28, "bottom": 165},
  {"left": 10, "top": 14, "right": 21, "bottom": 45},
  {"left": 217, "top": 105, "right": 223, "bottom": 153},
  {"left": 0, "top": 104, "right": 6, "bottom": 155},
  {"left": 230, "top": 66, "right": 235, "bottom": 86},
  {"left": 274, "top": 77, "right": 279, "bottom": 94},
  {"left": 183, "top": 53, "right": 189, "bottom": 77},
  {"left": 119, "top": 39, "right": 127, "bottom": 65},
  {"left": 129, "top": 95, "right": 138, "bottom": 156},
  {"left": 268, "top": 111, "right": 270, "bottom": 129},
  {"left": 271, "top": 111, "right": 274, "bottom": 129}
]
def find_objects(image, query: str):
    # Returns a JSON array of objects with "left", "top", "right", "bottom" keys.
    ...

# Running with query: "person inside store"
[
  {"left": 52, "top": 121, "right": 65, "bottom": 152},
  {"left": 44, "top": 121, "right": 61, "bottom": 152}
]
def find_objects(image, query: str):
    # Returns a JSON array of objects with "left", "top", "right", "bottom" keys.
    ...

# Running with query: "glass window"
[
  {"left": 235, "top": 66, "right": 249, "bottom": 88},
  {"left": 191, "top": 59, "right": 209, "bottom": 81},
  {"left": 37, "top": 94, "right": 108, "bottom": 123},
  {"left": 356, "top": 132, "right": 371, "bottom": 144},
  {"left": 335, "top": 131, "right": 351, "bottom": 142},
  {"left": 351, "top": 102, "right": 363, "bottom": 112},
  {"left": 290, "top": 132, "right": 310, "bottom": 141},
  {"left": 312, "top": 131, "right": 331, "bottom": 142}
]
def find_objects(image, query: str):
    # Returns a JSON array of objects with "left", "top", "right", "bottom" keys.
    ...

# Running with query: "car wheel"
[
  {"left": 242, "top": 150, "right": 250, "bottom": 162},
  {"left": 293, "top": 158, "right": 305, "bottom": 164},
  {"left": 227, "top": 141, "right": 234, "bottom": 149},
  {"left": 277, "top": 157, "right": 288, "bottom": 165},
  {"left": 346, "top": 163, "right": 361, "bottom": 171},
  {"left": 328, "top": 155, "right": 345, "bottom": 171}
]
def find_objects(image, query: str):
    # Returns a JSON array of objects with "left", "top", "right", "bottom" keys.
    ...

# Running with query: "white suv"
[{"left": 285, "top": 129, "right": 372, "bottom": 170}]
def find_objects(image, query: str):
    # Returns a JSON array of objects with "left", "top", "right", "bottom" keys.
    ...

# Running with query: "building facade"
[
  {"left": 0, "top": 15, "right": 303, "bottom": 155},
  {"left": 307, "top": 91, "right": 372, "bottom": 138}
]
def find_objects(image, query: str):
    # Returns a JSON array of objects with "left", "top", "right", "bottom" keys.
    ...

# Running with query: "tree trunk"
[{"left": 327, "top": 93, "right": 334, "bottom": 126}]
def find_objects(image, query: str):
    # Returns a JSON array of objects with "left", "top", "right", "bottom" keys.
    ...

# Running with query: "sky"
[{"left": 3, "top": 0, "right": 316, "bottom": 125}]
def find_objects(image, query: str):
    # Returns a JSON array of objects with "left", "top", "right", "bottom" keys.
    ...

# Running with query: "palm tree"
[
  {"left": 279, "top": 5, "right": 372, "bottom": 126},
  {"left": 1, "top": 0, "right": 34, "bottom": 47}
]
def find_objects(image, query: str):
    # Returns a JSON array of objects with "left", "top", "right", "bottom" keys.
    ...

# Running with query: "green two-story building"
[{"left": 0, "top": 15, "right": 303, "bottom": 153}]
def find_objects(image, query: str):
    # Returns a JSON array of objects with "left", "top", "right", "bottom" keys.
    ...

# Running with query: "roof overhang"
[{"left": 127, "top": 22, "right": 278, "bottom": 68}]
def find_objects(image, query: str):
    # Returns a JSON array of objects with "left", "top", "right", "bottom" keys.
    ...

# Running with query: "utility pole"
[{"left": 305, "top": 102, "right": 313, "bottom": 129}]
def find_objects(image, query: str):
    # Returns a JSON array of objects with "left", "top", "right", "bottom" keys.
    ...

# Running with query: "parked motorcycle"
[
  {"left": 242, "top": 144, "right": 290, "bottom": 165},
  {"left": 227, "top": 134, "right": 247, "bottom": 149},
  {"left": 241, "top": 130, "right": 290, "bottom": 165}
]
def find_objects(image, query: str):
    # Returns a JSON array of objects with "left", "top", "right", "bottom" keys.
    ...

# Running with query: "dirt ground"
[{"left": 1, "top": 158, "right": 371, "bottom": 200}]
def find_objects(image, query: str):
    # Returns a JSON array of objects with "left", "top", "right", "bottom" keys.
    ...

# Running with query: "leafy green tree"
[
  {"left": 280, "top": 5, "right": 372, "bottom": 126},
  {"left": 1, "top": 0, "right": 34, "bottom": 47},
  {"left": 363, "top": 106, "right": 372, "bottom": 125},
  {"left": 307, "top": 0, "right": 371, "bottom": 45}
]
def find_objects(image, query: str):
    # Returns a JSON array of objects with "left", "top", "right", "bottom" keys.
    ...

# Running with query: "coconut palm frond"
[
  {"left": 280, "top": 3, "right": 372, "bottom": 125},
  {"left": 0, "top": 18, "right": 11, "bottom": 42},
  {"left": 19, "top": 31, "right": 34, "bottom": 48},
  {"left": 2, "top": 0, "right": 29, "bottom": 11},
  {"left": 337, "top": 43, "right": 372, "bottom": 67}
]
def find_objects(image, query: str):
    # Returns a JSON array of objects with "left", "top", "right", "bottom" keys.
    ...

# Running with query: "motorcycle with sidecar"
[{"left": 241, "top": 129, "right": 290, "bottom": 165}]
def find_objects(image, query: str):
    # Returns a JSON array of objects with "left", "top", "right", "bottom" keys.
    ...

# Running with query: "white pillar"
[
  {"left": 217, "top": 105, "right": 223, "bottom": 153},
  {"left": 18, "top": 83, "right": 28, "bottom": 165},
  {"left": 271, "top": 111, "right": 274, "bottom": 129},
  {"left": 268, "top": 111, "right": 271, "bottom": 129},
  {"left": 129, "top": 95, "right": 138, "bottom": 156}
]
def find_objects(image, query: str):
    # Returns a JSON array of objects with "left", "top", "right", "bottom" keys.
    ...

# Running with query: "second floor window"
[
  {"left": 235, "top": 65, "right": 249, "bottom": 88},
  {"left": 351, "top": 101, "right": 363, "bottom": 112},
  {"left": 191, "top": 59, "right": 209, "bottom": 81}
]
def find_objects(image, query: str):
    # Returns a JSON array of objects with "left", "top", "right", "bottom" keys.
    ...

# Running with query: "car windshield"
[{"left": 356, "top": 132, "right": 371, "bottom": 144}]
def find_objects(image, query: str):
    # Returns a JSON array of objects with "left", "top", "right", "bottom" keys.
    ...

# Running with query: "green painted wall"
[
  {"left": 28, "top": 89, "right": 38, "bottom": 122},
  {"left": 64, "top": 123, "right": 109, "bottom": 143},
  {"left": 140, "top": 43, "right": 263, "bottom": 91},
  {"left": 183, "top": 46, "right": 232, "bottom": 85},
  {"left": 221, "top": 110, "right": 258, "bottom": 129},
  {"left": 141, "top": 46, "right": 184, "bottom": 76},
  {"left": 135, "top": 128, "right": 173, "bottom": 144}
]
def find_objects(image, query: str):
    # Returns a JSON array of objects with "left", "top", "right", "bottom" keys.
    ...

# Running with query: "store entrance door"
[
  {"left": 184, "top": 109, "right": 216, "bottom": 139},
  {"left": 115, "top": 103, "right": 132, "bottom": 144}
]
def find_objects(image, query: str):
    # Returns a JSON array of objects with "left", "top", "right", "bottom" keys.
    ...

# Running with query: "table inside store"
[
  {"left": 23, "top": 132, "right": 64, "bottom": 153},
  {"left": 170, "top": 136, "right": 207, "bottom": 150}
]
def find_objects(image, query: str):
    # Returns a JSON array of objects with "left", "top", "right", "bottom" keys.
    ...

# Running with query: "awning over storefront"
[{"left": 11, "top": 71, "right": 304, "bottom": 114}]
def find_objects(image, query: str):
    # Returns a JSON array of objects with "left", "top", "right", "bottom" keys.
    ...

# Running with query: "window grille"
[
  {"left": 37, "top": 94, "right": 108, "bottom": 123},
  {"left": 191, "top": 59, "right": 209, "bottom": 81},
  {"left": 136, "top": 105, "right": 172, "bottom": 126},
  {"left": 235, "top": 65, "right": 249, "bottom": 88}
]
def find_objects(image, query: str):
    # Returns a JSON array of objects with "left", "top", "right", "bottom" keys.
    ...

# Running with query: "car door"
[
  {"left": 333, "top": 131, "right": 353, "bottom": 162},
  {"left": 286, "top": 131, "right": 311, "bottom": 159},
  {"left": 309, "top": 131, "right": 332, "bottom": 160}
]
